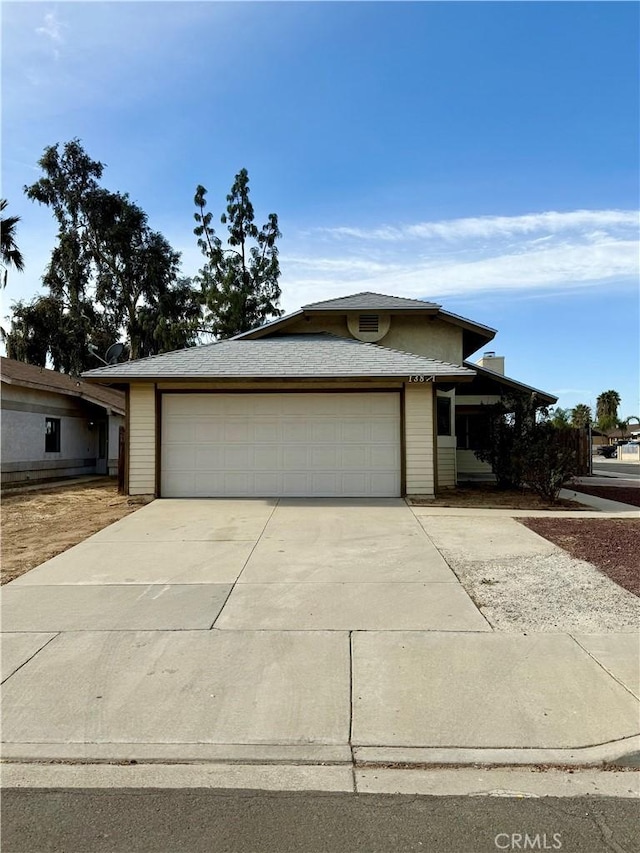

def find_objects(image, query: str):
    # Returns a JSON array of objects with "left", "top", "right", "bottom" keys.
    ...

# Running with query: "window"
[
  {"left": 456, "top": 413, "right": 483, "bottom": 450},
  {"left": 45, "top": 417, "right": 61, "bottom": 452},
  {"left": 437, "top": 397, "right": 451, "bottom": 436}
]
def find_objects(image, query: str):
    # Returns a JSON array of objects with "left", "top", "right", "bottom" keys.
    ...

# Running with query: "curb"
[{"left": 3, "top": 735, "right": 639, "bottom": 769}]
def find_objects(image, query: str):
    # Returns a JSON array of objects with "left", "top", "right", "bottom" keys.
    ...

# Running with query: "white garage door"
[{"left": 161, "top": 392, "right": 401, "bottom": 497}]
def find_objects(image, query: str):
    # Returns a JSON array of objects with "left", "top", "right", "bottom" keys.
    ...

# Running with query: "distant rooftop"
[{"left": 1, "top": 356, "right": 125, "bottom": 413}]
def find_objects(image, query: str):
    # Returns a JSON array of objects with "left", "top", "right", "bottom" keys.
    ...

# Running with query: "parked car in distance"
[{"left": 597, "top": 445, "right": 617, "bottom": 458}]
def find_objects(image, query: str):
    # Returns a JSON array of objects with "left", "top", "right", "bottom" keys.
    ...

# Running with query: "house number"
[{"left": 408, "top": 375, "right": 436, "bottom": 383}]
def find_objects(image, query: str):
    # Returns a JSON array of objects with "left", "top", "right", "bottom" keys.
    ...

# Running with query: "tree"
[
  {"left": 550, "top": 407, "right": 570, "bottom": 428},
  {"left": 596, "top": 390, "right": 621, "bottom": 431},
  {"left": 570, "top": 403, "right": 592, "bottom": 429},
  {"left": 5, "top": 295, "right": 120, "bottom": 374},
  {"left": 194, "top": 169, "right": 283, "bottom": 339},
  {"left": 615, "top": 418, "right": 629, "bottom": 440},
  {"left": 135, "top": 277, "right": 202, "bottom": 358},
  {"left": 15, "top": 139, "right": 202, "bottom": 369},
  {"left": 1, "top": 199, "right": 25, "bottom": 287}
]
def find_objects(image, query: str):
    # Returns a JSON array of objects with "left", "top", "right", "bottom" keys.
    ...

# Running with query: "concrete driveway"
[{"left": 2, "top": 499, "right": 639, "bottom": 767}]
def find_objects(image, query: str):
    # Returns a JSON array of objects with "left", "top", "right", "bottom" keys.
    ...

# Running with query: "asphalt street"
[
  {"left": 592, "top": 461, "right": 640, "bottom": 479},
  {"left": 3, "top": 788, "right": 639, "bottom": 853}
]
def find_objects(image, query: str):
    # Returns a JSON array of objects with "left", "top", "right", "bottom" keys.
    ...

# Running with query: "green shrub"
[{"left": 474, "top": 394, "right": 579, "bottom": 502}]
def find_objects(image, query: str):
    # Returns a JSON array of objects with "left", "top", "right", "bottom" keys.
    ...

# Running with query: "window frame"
[
  {"left": 45, "top": 417, "right": 61, "bottom": 453},
  {"left": 436, "top": 396, "right": 452, "bottom": 436}
]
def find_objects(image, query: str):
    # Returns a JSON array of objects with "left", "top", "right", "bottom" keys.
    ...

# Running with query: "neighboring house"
[
  {"left": 83, "top": 292, "right": 556, "bottom": 498},
  {"left": 1, "top": 357, "right": 125, "bottom": 487}
]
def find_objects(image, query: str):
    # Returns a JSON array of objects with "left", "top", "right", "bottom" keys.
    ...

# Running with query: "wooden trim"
[
  {"left": 431, "top": 384, "right": 439, "bottom": 496},
  {"left": 157, "top": 387, "right": 401, "bottom": 396},
  {"left": 400, "top": 385, "right": 407, "bottom": 496},
  {"left": 155, "top": 383, "right": 161, "bottom": 498},
  {"left": 124, "top": 385, "right": 130, "bottom": 495}
]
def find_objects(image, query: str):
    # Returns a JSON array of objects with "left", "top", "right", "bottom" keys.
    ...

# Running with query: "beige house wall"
[
  {"left": 404, "top": 382, "right": 435, "bottom": 496},
  {"left": 129, "top": 383, "right": 156, "bottom": 495},
  {"left": 437, "top": 438, "right": 457, "bottom": 488},
  {"left": 281, "top": 314, "right": 463, "bottom": 365},
  {"left": 457, "top": 449, "right": 493, "bottom": 478},
  {"left": 382, "top": 317, "right": 463, "bottom": 365}
]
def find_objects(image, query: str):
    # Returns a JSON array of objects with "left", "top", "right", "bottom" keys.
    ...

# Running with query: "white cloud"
[
  {"left": 278, "top": 209, "right": 639, "bottom": 313},
  {"left": 314, "top": 209, "right": 639, "bottom": 243},
  {"left": 36, "top": 12, "right": 63, "bottom": 43}
]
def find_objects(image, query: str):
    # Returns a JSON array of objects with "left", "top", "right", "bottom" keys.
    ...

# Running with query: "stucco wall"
[
  {"left": 1, "top": 384, "right": 100, "bottom": 485},
  {"left": 283, "top": 314, "right": 463, "bottom": 364},
  {"left": 381, "top": 317, "right": 463, "bottom": 365}
]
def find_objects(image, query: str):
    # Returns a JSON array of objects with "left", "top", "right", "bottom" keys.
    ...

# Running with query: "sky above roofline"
[{"left": 2, "top": 1, "right": 638, "bottom": 417}]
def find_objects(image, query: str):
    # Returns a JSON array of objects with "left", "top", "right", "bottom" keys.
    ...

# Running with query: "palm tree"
[
  {"left": 1, "top": 199, "right": 25, "bottom": 287},
  {"left": 570, "top": 403, "right": 592, "bottom": 429},
  {"left": 596, "top": 390, "right": 621, "bottom": 431}
]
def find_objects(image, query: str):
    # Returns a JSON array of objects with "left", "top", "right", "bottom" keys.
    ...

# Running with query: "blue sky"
[{"left": 3, "top": 1, "right": 639, "bottom": 418}]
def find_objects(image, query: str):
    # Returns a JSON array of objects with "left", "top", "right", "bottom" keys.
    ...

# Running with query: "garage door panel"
[
  {"left": 163, "top": 445, "right": 196, "bottom": 470},
  {"left": 253, "top": 446, "right": 282, "bottom": 470},
  {"left": 341, "top": 421, "right": 370, "bottom": 442},
  {"left": 311, "top": 422, "right": 338, "bottom": 442},
  {"left": 223, "top": 447, "right": 254, "bottom": 468},
  {"left": 254, "top": 421, "right": 281, "bottom": 442},
  {"left": 283, "top": 446, "right": 309, "bottom": 468},
  {"left": 311, "top": 446, "right": 338, "bottom": 468},
  {"left": 340, "top": 445, "right": 368, "bottom": 468},
  {"left": 194, "top": 421, "right": 225, "bottom": 442},
  {"left": 282, "top": 422, "right": 310, "bottom": 443},
  {"left": 161, "top": 393, "right": 401, "bottom": 497}
]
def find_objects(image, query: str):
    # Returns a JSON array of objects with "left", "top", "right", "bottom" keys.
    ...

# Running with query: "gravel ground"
[
  {"left": 449, "top": 551, "right": 640, "bottom": 633},
  {"left": 520, "top": 518, "right": 639, "bottom": 596}
]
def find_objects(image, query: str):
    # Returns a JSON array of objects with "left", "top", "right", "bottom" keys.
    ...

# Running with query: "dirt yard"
[
  {"left": 1, "top": 479, "right": 152, "bottom": 585},
  {"left": 410, "top": 483, "right": 585, "bottom": 510},
  {"left": 519, "top": 518, "right": 640, "bottom": 597}
]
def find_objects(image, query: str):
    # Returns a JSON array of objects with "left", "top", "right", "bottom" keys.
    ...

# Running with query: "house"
[
  {"left": 82, "top": 292, "right": 556, "bottom": 498},
  {"left": 1, "top": 357, "right": 125, "bottom": 487}
]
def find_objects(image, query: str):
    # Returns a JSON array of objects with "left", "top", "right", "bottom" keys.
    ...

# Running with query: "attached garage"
[
  {"left": 83, "top": 326, "right": 478, "bottom": 499},
  {"left": 161, "top": 392, "right": 401, "bottom": 497}
]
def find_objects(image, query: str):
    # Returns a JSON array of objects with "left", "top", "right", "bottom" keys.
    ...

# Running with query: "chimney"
[{"left": 476, "top": 351, "right": 505, "bottom": 375}]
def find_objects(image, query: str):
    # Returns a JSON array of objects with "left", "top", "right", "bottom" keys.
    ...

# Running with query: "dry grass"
[{"left": 1, "top": 479, "right": 152, "bottom": 585}]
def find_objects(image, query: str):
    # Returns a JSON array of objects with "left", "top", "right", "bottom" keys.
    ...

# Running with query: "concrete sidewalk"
[{"left": 2, "top": 498, "right": 638, "bottom": 773}]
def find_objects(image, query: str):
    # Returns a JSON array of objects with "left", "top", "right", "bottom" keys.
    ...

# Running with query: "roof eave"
[
  {"left": 83, "top": 372, "right": 475, "bottom": 384},
  {"left": 462, "top": 361, "right": 558, "bottom": 405}
]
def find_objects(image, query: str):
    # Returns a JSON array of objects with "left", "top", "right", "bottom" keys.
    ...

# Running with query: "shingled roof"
[
  {"left": 83, "top": 334, "right": 475, "bottom": 382},
  {"left": 302, "top": 292, "right": 441, "bottom": 311},
  {"left": 2, "top": 357, "right": 125, "bottom": 413}
]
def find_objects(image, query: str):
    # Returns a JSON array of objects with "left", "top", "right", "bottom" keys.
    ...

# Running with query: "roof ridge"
[{"left": 302, "top": 291, "right": 441, "bottom": 309}]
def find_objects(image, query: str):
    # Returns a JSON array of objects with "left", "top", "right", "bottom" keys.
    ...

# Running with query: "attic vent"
[{"left": 359, "top": 314, "right": 379, "bottom": 333}]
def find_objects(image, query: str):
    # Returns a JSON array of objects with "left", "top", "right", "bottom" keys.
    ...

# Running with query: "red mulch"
[
  {"left": 519, "top": 518, "right": 640, "bottom": 597},
  {"left": 569, "top": 484, "right": 640, "bottom": 508}
]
